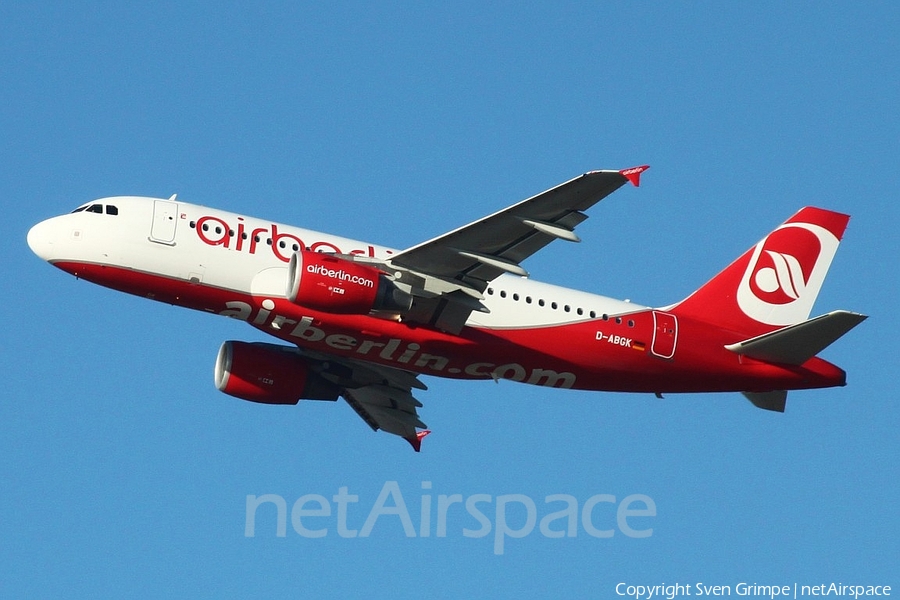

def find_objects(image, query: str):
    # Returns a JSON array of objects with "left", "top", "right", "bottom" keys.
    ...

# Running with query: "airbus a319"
[{"left": 27, "top": 166, "right": 865, "bottom": 451}]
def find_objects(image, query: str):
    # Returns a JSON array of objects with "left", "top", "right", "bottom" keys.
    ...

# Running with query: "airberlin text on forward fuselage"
[
  {"left": 220, "top": 300, "right": 577, "bottom": 389},
  {"left": 193, "top": 215, "right": 382, "bottom": 262}
]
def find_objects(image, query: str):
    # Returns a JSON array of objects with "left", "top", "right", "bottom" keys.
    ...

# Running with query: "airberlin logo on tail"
[
  {"left": 736, "top": 222, "right": 840, "bottom": 326},
  {"left": 752, "top": 249, "right": 806, "bottom": 302}
]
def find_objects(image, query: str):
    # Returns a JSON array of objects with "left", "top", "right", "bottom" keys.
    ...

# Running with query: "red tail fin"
[{"left": 672, "top": 207, "right": 850, "bottom": 338}]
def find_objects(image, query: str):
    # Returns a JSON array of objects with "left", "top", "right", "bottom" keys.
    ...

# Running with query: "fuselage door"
[
  {"left": 651, "top": 311, "right": 678, "bottom": 359},
  {"left": 150, "top": 199, "right": 178, "bottom": 245}
]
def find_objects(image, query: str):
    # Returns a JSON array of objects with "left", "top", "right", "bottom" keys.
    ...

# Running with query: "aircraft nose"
[{"left": 27, "top": 218, "right": 57, "bottom": 262}]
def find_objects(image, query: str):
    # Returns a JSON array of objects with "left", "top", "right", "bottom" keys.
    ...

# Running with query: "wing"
[
  {"left": 299, "top": 348, "right": 431, "bottom": 451},
  {"left": 343, "top": 385, "right": 430, "bottom": 451},
  {"left": 381, "top": 166, "right": 648, "bottom": 333}
]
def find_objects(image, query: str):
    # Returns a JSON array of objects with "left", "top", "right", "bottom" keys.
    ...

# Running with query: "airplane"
[{"left": 27, "top": 166, "right": 867, "bottom": 451}]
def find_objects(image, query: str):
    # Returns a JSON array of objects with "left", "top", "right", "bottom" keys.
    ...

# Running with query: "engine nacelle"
[
  {"left": 286, "top": 250, "right": 412, "bottom": 315},
  {"left": 214, "top": 341, "right": 339, "bottom": 404}
]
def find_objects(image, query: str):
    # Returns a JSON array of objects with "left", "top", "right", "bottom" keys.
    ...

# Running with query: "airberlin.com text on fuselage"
[{"left": 219, "top": 299, "right": 578, "bottom": 389}]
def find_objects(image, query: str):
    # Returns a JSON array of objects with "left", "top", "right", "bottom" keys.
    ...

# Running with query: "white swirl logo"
[
  {"left": 736, "top": 222, "right": 839, "bottom": 326},
  {"left": 754, "top": 250, "right": 805, "bottom": 300}
]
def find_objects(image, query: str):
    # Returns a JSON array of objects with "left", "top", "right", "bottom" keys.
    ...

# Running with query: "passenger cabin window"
[{"left": 481, "top": 285, "right": 602, "bottom": 320}]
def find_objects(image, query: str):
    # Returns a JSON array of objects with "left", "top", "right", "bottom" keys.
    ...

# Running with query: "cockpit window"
[{"left": 70, "top": 203, "right": 119, "bottom": 215}]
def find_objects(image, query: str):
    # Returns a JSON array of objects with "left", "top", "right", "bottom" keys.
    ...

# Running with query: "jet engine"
[
  {"left": 214, "top": 341, "right": 340, "bottom": 404},
  {"left": 286, "top": 250, "right": 412, "bottom": 315}
]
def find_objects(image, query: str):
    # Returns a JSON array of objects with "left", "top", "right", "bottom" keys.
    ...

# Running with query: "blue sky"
[{"left": 3, "top": 2, "right": 898, "bottom": 597}]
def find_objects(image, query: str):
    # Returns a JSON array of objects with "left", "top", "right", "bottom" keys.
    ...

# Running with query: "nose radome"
[{"left": 27, "top": 219, "right": 56, "bottom": 261}]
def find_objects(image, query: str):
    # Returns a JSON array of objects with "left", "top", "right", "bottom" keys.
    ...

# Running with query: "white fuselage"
[{"left": 28, "top": 195, "right": 645, "bottom": 329}]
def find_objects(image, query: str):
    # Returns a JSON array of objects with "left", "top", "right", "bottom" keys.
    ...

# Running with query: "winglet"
[
  {"left": 405, "top": 430, "right": 431, "bottom": 452},
  {"left": 619, "top": 165, "right": 650, "bottom": 187}
]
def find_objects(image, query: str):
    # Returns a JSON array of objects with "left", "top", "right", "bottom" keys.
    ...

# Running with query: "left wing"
[
  {"left": 300, "top": 348, "right": 431, "bottom": 451},
  {"left": 380, "top": 166, "right": 648, "bottom": 333},
  {"left": 343, "top": 385, "right": 430, "bottom": 451}
]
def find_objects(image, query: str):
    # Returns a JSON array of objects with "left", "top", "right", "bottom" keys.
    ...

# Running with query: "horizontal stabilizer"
[
  {"left": 725, "top": 310, "right": 867, "bottom": 365},
  {"left": 743, "top": 390, "right": 787, "bottom": 412}
]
